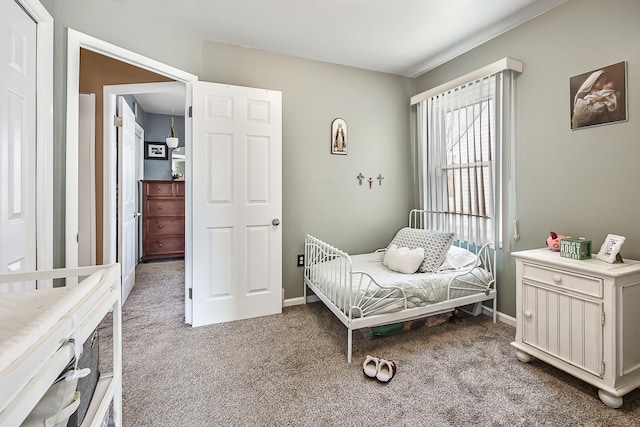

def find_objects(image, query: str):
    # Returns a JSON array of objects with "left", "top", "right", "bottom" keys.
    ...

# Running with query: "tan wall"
[{"left": 79, "top": 49, "right": 171, "bottom": 263}]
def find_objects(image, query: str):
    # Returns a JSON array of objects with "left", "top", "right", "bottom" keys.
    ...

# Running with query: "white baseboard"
[
  {"left": 482, "top": 306, "right": 516, "bottom": 327},
  {"left": 285, "top": 295, "right": 516, "bottom": 327},
  {"left": 283, "top": 296, "right": 318, "bottom": 307}
]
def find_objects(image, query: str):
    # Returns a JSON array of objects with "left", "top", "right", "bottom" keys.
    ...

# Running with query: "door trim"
[
  {"left": 102, "top": 82, "right": 186, "bottom": 265},
  {"left": 13, "top": 0, "right": 54, "bottom": 284},
  {"left": 65, "top": 29, "right": 198, "bottom": 322}
]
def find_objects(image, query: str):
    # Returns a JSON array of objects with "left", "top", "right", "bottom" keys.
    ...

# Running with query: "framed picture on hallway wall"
[
  {"left": 331, "top": 118, "right": 348, "bottom": 155},
  {"left": 145, "top": 141, "right": 168, "bottom": 160},
  {"left": 570, "top": 61, "right": 627, "bottom": 130}
]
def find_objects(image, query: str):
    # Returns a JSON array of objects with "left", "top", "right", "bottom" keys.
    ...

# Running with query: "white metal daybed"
[
  {"left": 304, "top": 210, "right": 496, "bottom": 363},
  {"left": 0, "top": 264, "right": 122, "bottom": 426}
]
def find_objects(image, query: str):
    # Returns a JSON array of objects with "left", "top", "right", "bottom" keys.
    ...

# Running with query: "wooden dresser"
[{"left": 141, "top": 180, "right": 185, "bottom": 262}]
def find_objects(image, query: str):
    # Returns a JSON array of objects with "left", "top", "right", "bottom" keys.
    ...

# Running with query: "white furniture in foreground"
[
  {"left": 511, "top": 248, "right": 640, "bottom": 408},
  {"left": 0, "top": 264, "right": 122, "bottom": 426}
]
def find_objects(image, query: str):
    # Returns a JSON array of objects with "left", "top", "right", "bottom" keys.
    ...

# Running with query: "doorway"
[
  {"left": 104, "top": 82, "right": 186, "bottom": 303},
  {"left": 66, "top": 29, "right": 283, "bottom": 327}
]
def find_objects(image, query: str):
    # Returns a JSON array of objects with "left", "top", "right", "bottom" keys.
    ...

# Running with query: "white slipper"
[
  {"left": 376, "top": 359, "right": 397, "bottom": 383},
  {"left": 362, "top": 355, "right": 379, "bottom": 378}
]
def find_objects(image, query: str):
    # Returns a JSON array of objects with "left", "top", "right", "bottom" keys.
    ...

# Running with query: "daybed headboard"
[{"left": 408, "top": 210, "right": 494, "bottom": 250}]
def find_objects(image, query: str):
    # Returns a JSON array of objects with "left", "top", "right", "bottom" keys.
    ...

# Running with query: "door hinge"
[
  {"left": 188, "top": 106, "right": 192, "bottom": 118},
  {"left": 601, "top": 310, "right": 605, "bottom": 325},
  {"left": 601, "top": 361, "right": 605, "bottom": 376},
  {"left": 114, "top": 115, "right": 123, "bottom": 127},
  {"left": 189, "top": 288, "right": 192, "bottom": 299}
]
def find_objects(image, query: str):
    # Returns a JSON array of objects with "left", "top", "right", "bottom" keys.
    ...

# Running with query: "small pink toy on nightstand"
[{"left": 546, "top": 231, "right": 569, "bottom": 252}]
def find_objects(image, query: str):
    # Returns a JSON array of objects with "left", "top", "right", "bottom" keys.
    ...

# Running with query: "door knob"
[{"left": 272, "top": 218, "right": 280, "bottom": 226}]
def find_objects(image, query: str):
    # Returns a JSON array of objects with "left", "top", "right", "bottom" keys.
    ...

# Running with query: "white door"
[
  {"left": 118, "top": 97, "right": 137, "bottom": 302},
  {"left": 78, "top": 93, "right": 96, "bottom": 267},
  {"left": 0, "top": 0, "right": 37, "bottom": 292},
  {"left": 191, "top": 82, "right": 282, "bottom": 327}
]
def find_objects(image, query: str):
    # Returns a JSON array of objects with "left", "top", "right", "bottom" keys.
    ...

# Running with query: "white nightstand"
[{"left": 511, "top": 248, "right": 640, "bottom": 408}]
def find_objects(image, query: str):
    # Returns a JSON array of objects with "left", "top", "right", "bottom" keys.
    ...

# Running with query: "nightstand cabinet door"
[{"left": 522, "top": 280, "right": 603, "bottom": 377}]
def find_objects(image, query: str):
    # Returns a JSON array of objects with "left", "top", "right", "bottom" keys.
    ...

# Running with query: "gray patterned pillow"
[{"left": 387, "top": 227, "right": 455, "bottom": 273}]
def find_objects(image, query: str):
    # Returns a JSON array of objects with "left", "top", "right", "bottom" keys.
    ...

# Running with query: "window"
[{"left": 412, "top": 58, "right": 521, "bottom": 248}]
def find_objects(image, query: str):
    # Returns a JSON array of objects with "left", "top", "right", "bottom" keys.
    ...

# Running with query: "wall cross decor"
[
  {"left": 377, "top": 174, "right": 384, "bottom": 186},
  {"left": 357, "top": 173, "right": 364, "bottom": 185}
]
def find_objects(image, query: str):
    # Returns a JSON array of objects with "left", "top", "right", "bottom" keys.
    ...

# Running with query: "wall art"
[
  {"left": 145, "top": 141, "right": 168, "bottom": 160},
  {"left": 570, "top": 61, "right": 627, "bottom": 130},
  {"left": 331, "top": 118, "right": 347, "bottom": 155}
]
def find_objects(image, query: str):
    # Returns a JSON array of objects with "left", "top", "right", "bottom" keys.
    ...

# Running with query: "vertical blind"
[
  {"left": 418, "top": 74, "right": 498, "bottom": 246},
  {"left": 414, "top": 58, "right": 522, "bottom": 249}
]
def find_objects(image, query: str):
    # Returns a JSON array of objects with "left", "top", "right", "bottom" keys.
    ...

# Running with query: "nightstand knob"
[
  {"left": 552, "top": 274, "right": 562, "bottom": 283},
  {"left": 524, "top": 310, "right": 532, "bottom": 318}
]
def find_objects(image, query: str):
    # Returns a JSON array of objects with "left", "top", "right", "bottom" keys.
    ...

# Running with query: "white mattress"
[
  {"left": 0, "top": 271, "right": 103, "bottom": 374},
  {"left": 310, "top": 252, "right": 492, "bottom": 314}
]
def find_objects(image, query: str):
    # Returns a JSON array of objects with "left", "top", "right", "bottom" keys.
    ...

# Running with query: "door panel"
[
  {"left": 191, "top": 82, "right": 282, "bottom": 326},
  {"left": 118, "top": 97, "right": 137, "bottom": 303},
  {"left": 0, "top": 0, "right": 37, "bottom": 292}
]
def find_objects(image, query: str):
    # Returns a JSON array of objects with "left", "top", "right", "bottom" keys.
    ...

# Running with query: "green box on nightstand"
[{"left": 560, "top": 238, "right": 592, "bottom": 260}]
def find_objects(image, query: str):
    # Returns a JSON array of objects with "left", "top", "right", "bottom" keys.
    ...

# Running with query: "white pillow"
[
  {"left": 382, "top": 244, "right": 397, "bottom": 267},
  {"left": 385, "top": 245, "right": 425, "bottom": 274},
  {"left": 438, "top": 245, "right": 477, "bottom": 271}
]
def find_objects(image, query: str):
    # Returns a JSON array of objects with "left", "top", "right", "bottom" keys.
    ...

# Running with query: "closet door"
[
  {"left": 191, "top": 82, "right": 282, "bottom": 327},
  {"left": 0, "top": 0, "right": 37, "bottom": 291}
]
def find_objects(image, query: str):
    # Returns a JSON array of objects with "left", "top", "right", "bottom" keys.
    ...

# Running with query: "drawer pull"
[
  {"left": 158, "top": 224, "right": 163, "bottom": 228},
  {"left": 552, "top": 274, "right": 562, "bottom": 283},
  {"left": 156, "top": 241, "right": 162, "bottom": 247},
  {"left": 524, "top": 310, "right": 532, "bottom": 318}
]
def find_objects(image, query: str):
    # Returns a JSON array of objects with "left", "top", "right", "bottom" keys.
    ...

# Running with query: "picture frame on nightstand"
[{"left": 596, "top": 234, "right": 626, "bottom": 263}]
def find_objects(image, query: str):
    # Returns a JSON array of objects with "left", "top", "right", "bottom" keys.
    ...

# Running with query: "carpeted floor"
[{"left": 101, "top": 260, "right": 640, "bottom": 426}]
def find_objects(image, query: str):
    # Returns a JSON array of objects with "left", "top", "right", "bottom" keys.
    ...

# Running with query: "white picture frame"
[{"left": 596, "top": 234, "right": 626, "bottom": 263}]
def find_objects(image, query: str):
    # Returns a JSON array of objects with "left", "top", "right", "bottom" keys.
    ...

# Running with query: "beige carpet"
[{"left": 100, "top": 260, "right": 640, "bottom": 426}]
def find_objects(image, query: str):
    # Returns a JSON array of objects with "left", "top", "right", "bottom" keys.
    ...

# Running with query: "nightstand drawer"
[{"left": 522, "top": 262, "right": 602, "bottom": 298}]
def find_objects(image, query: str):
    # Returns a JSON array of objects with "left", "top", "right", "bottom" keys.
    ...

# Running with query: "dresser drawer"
[
  {"left": 522, "top": 262, "right": 602, "bottom": 298},
  {"left": 144, "top": 182, "right": 175, "bottom": 197},
  {"left": 145, "top": 217, "right": 184, "bottom": 236},
  {"left": 145, "top": 199, "right": 185, "bottom": 217},
  {"left": 144, "top": 236, "right": 185, "bottom": 256}
]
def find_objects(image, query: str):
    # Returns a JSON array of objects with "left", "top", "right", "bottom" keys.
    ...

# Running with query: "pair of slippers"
[{"left": 362, "top": 355, "right": 397, "bottom": 383}]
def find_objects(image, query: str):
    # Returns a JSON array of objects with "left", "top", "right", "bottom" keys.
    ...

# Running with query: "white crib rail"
[
  {"left": 304, "top": 235, "right": 353, "bottom": 315},
  {"left": 447, "top": 242, "right": 496, "bottom": 299},
  {"left": 304, "top": 236, "right": 409, "bottom": 319}
]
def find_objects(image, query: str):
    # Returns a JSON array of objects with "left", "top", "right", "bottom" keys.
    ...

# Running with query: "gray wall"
[
  {"left": 200, "top": 42, "right": 414, "bottom": 299},
  {"left": 143, "top": 114, "right": 185, "bottom": 180},
  {"left": 40, "top": 0, "right": 414, "bottom": 301},
  {"left": 40, "top": 0, "right": 203, "bottom": 269},
  {"left": 414, "top": 0, "right": 640, "bottom": 316},
  {"left": 40, "top": 0, "right": 639, "bottom": 316}
]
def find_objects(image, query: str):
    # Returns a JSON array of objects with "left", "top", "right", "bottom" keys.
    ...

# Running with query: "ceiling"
[
  {"left": 129, "top": 0, "right": 567, "bottom": 115},
  {"left": 125, "top": 0, "right": 566, "bottom": 77}
]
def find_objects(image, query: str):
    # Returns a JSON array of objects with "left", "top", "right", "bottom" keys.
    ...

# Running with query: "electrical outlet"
[{"left": 297, "top": 254, "right": 305, "bottom": 267}]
